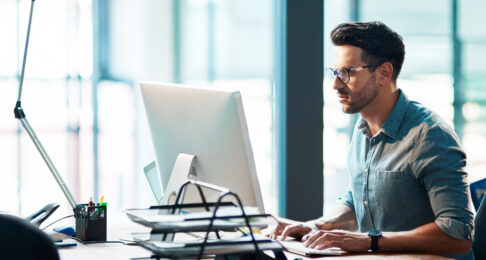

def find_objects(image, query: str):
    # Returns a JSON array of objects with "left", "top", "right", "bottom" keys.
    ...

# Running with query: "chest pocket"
[{"left": 369, "top": 170, "right": 421, "bottom": 205}]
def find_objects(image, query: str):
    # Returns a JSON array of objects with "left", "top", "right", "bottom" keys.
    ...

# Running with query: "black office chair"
[
  {"left": 474, "top": 198, "right": 486, "bottom": 260},
  {"left": 0, "top": 214, "right": 59, "bottom": 260},
  {"left": 470, "top": 178, "right": 486, "bottom": 211}
]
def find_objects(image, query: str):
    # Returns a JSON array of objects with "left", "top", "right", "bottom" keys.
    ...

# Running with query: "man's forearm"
[
  {"left": 306, "top": 204, "right": 358, "bottom": 231},
  {"left": 380, "top": 222, "right": 472, "bottom": 255},
  {"left": 301, "top": 221, "right": 472, "bottom": 254}
]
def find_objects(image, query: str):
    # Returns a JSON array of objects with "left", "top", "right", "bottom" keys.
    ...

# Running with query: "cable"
[
  {"left": 39, "top": 214, "right": 126, "bottom": 244},
  {"left": 71, "top": 237, "right": 125, "bottom": 244},
  {"left": 41, "top": 215, "right": 74, "bottom": 230},
  {"left": 42, "top": 216, "right": 124, "bottom": 244}
]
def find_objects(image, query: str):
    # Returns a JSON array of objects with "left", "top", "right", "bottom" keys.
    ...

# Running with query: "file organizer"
[
  {"left": 126, "top": 180, "right": 286, "bottom": 260},
  {"left": 75, "top": 203, "right": 107, "bottom": 241}
]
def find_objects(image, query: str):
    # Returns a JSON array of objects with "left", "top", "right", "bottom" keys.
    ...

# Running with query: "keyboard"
[{"left": 280, "top": 241, "right": 345, "bottom": 256}]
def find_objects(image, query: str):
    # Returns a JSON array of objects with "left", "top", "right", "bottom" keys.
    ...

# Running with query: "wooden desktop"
[{"left": 58, "top": 222, "right": 451, "bottom": 260}]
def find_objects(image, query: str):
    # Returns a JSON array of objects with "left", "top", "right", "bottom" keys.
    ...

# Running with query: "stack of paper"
[
  {"left": 138, "top": 234, "right": 284, "bottom": 258},
  {"left": 125, "top": 207, "right": 277, "bottom": 232}
]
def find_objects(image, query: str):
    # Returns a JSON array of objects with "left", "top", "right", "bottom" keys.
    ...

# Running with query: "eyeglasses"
[{"left": 326, "top": 65, "right": 380, "bottom": 84}]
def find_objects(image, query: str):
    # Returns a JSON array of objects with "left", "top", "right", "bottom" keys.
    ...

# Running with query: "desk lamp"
[{"left": 13, "top": 0, "right": 77, "bottom": 210}]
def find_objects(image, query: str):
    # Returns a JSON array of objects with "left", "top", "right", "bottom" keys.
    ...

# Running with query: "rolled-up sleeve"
[
  {"left": 338, "top": 187, "right": 355, "bottom": 211},
  {"left": 413, "top": 125, "right": 474, "bottom": 241}
]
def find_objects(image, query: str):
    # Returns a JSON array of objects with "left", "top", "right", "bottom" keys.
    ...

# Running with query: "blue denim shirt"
[{"left": 340, "top": 90, "right": 474, "bottom": 259}]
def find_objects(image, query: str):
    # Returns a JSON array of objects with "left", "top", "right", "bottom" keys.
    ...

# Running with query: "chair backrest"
[
  {"left": 474, "top": 198, "right": 486, "bottom": 260},
  {"left": 0, "top": 214, "right": 59, "bottom": 260},
  {"left": 470, "top": 178, "right": 486, "bottom": 210}
]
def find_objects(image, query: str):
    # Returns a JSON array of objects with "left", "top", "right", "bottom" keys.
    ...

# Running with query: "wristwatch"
[{"left": 367, "top": 230, "right": 382, "bottom": 252}]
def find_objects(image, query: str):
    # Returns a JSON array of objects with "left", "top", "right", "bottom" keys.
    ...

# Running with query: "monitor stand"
[
  {"left": 160, "top": 153, "right": 197, "bottom": 206},
  {"left": 152, "top": 153, "right": 197, "bottom": 242}
]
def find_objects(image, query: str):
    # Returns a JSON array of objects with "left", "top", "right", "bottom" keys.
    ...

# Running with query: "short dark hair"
[{"left": 330, "top": 21, "right": 405, "bottom": 81}]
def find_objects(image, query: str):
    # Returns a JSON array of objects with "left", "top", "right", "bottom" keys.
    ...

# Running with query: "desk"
[
  {"left": 285, "top": 251, "right": 451, "bottom": 260},
  {"left": 58, "top": 223, "right": 151, "bottom": 260},
  {"left": 58, "top": 222, "right": 451, "bottom": 260}
]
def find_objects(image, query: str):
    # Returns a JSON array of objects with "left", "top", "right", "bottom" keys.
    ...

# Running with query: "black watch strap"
[{"left": 368, "top": 230, "right": 382, "bottom": 252}]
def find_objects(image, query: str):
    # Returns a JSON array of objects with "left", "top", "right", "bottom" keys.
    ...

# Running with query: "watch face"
[{"left": 368, "top": 230, "right": 382, "bottom": 237}]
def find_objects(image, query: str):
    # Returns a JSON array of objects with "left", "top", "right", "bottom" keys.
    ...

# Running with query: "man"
[{"left": 266, "top": 22, "right": 474, "bottom": 259}]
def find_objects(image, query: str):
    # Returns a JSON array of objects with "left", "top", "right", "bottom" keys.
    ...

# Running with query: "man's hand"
[
  {"left": 302, "top": 230, "right": 370, "bottom": 252},
  {"left": 263, "top": 221, "right": 315, "bottom": 241}
]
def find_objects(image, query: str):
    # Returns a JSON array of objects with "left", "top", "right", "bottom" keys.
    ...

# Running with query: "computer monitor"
[{"left": 140, "top": 82, "right": 265, "bottom": 212}]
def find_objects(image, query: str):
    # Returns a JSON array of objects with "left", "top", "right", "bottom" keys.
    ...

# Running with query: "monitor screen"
[{"left": 140, "top": 82, "right": 265, "bottom": 212}]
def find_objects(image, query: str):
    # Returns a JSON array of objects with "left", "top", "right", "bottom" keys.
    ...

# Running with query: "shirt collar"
[
  {"left": 357, "top": 89, "right": 409, "bottom": 139},
  {"left": 380, "top": 89, "right": 408, "bottom": 139}
]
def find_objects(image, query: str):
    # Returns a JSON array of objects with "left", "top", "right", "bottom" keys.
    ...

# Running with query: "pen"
[
  {"left": 100, "top": 202, "right": 107, "bottom": 218},
  {"left": 95, "top": 196, "right": 105, "bottom": 219},
  {"left": 88, "top": 197, "right": 95, "bottom": 219}
]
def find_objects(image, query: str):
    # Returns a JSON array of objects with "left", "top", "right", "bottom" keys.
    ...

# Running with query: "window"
[
  {"left": 323, "top": 0, "right": 486, "bottom": 214},
  {"left": 105, "top": 0, "right": 277, "bottom": 216},
  {"left": 0, "top": 0, "right": 93, "bottom": 220}
]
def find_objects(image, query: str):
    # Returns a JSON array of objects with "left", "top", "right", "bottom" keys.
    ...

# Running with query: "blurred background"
[{"left": 0, "top": 0, "right": 485, "bottom": 223}]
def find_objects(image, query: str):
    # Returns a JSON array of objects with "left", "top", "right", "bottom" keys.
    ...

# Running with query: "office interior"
[{"left": 0, "top": 0, "right": 485, "bottom": 225}]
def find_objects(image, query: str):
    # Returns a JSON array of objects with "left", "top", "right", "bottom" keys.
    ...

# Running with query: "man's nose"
[{"left": 331, "top": 76, "right": 343, "bottom": 90}]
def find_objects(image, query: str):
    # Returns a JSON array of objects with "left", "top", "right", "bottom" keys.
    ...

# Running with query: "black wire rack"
[{"left": 127, "top": 180, "right": 286, "bottom": 260}]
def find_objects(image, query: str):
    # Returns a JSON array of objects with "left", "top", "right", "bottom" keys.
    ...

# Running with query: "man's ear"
[{"left": 377, "top": 62, "right": 393, "bottom": 84}]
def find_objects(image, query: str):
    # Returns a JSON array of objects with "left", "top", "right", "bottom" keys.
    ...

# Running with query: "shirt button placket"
[
  {"left": 363, "top": 168, "right": 369, "bottom": 207},
  {"left": 363, "top": 167, "right": 373, "bottom": 229},
  {"left": 363, "top": 168, "right": 368, "bottom": 185}
]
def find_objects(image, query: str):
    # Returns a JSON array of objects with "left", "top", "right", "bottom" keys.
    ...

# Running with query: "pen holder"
[{"left": 74, "top": 203, "right": 107, "bottom": 241}]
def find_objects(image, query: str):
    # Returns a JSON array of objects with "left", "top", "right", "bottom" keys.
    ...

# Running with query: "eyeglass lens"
[{"left": 327, "top": 68, "right": 349, "bottom": 83}]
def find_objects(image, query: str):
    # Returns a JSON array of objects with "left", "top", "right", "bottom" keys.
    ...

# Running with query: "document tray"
[
  {"left": 125, "top": 207, "right": 275, "bottom": 232},
  {"left": 137, "top": 234, "right": 284, "bottom": 258}
]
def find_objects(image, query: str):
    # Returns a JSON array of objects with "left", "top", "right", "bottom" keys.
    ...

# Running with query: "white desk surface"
[
  {"left": 58, "top": 222, "right": 451, "bottom": 260},
  {"left": 58, "top": 222, "right": 152, "bottom": 260}
]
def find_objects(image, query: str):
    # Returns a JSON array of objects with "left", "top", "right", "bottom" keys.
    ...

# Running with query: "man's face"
[{"left": 331, "top": 45, "right": 379, "bottom": 114}]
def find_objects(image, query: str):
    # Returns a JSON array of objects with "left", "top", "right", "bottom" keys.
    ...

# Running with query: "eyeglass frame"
[{"left": 326, "top": 64, "right": 381, "bottom": 84}]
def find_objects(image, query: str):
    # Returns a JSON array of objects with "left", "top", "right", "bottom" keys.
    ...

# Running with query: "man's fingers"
[
  {"left": 315, "top": 240, "right": 339, "bottom": 250},
  {"left": 270, "top": 227, "right": 279, "bottom": 240},
  {"left": 308, "top": 233, "right": 332, "bottom": 248},
  {"left": 303, "top": 230, "right": 322, "bottom": 246},
  {"left": 302, "top": 227, "right": 318, "bottom": 242},
  {"left": 280, "top": 224, "right": 302, "bottom": 241},
  {"left": 302, "top": 234, "right": 309, "bottom": 242},
  {"left": 267, "top": 223, "right": 286, "bottom": 240},
  {"left": 269, "top": 223, "right": 313, "bottom": 241},
  {"left": 304, "top": 232, "right": 342, "bottom": 250},
  {"left": 302, "top": 230, "right": 370, "bottom": 252},
  {"left": 279, "top": 226, "right": 292, "bottom": 241}
]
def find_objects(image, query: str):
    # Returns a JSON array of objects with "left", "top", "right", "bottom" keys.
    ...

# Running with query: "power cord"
[
  {"left": 41, "top": 214, "right": 74, "bottom": 230},
  {"left": 40, "top": 215, "right": 125, "bottom": 244},
  {"left": 71, "top": 237, "right": 125, "bottom": 244}
]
